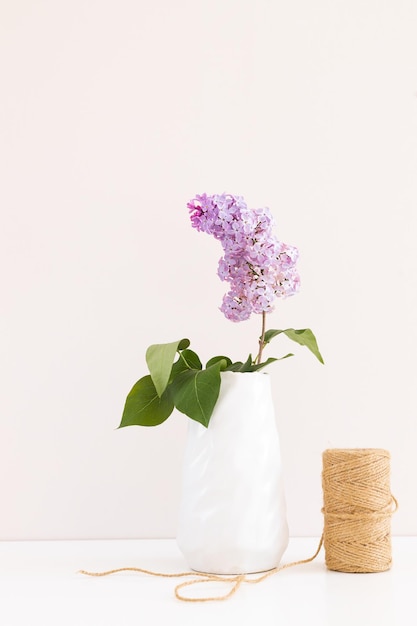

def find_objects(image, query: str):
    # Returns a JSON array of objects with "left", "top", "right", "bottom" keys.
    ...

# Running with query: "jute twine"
[
  {"left": 79, "top": 538, "right": 324, "bottom": 603},
  {"left": 80, "top": 448, "right": 397, "bottom": 601},
  {"left": 322, "top": 448, "right": 397, "bottom": 573}
]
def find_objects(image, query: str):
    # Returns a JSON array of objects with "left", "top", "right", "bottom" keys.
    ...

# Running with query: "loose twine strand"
[
  {"left": 80, "top": 448, "right": 397, "bottom": 601},
  {"left": 79, "top": 535, "right": 324, "bottom": 602}
]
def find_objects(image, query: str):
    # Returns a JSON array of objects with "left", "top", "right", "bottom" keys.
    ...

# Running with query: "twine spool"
[{"left": 322, "top": 448, "right": 396, "bottom": 573}]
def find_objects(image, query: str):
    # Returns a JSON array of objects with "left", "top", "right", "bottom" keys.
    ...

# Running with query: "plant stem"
[{"left": 255, "top": 311, "right": 267, "bottom": 365}]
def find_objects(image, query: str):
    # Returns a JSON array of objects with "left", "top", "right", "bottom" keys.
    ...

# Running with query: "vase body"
[{"left": 176, "top": 371, "right": 289, "bottom": 574}]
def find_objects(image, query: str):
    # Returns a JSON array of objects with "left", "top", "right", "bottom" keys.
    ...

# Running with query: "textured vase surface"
[{"left": 176, "top": 371, "right": 289, "bottom": 574}]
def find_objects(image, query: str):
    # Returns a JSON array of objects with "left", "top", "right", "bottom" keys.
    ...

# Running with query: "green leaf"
[
  {"left": 224, "top": 354, "right": 258, "bottom": 373},
  {"left": 178, "top": 338, "right": 191, "bottom": 350},
  {"left": 146, "top": 338, "right": 190, "bottom": 397},
  {"left": 206, "top": 355, "right": 232, "bottom": 369},
  {"left": 179, "top": 349, "right": 202, "bottom": 370},
  {"left": 246, "top": 357, "right": 279, "bottom": 372},
  {"left": 276, "top": 353, "right": 294, "bottom": 361},
  {"left": 119, "top": 375, "right": 174, "bottom": 428},
  {"left": 225, "top": 355, "right": 294, "bottom": 373},
  {"left": 224, "top": 358, "right": 249, "bottom": 372},
  {"left": 170, "top": 356, "right": 190, "bottom": 381},
  {"left": 250, "top": 355, "right": 294, "bottom": 371},
  {"left": 225, "top": 361, "right": 244, "bottom": 372},
  {"left": 236, "top": 354, "right": 254, "bottom": 373},
  {"left": 171, "top": 361, "right": 223, "bottom": 428},
  {"left": 169, "top": 351, "right": 202, "bottom": 386},
  {"left": 263, "top": 328, "right": 324, "bottom": 364}
]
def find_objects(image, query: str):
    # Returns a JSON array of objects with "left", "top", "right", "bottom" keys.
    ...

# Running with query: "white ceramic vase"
[{"left": 176, "top": 371, "right": 289, "bottom": 574}]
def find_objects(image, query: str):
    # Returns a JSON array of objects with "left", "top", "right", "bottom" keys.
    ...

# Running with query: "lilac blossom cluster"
[{"left": 187, "top": 193, "right": 300, "bottom": 322}]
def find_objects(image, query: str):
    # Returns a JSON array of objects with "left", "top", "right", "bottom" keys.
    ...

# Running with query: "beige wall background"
[{"left": 1, "top": 0, "right": 416, "bottom": 540}]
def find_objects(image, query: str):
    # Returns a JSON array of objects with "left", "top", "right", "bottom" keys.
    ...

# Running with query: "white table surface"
[{"left": 0, "top": 537, "right": 415, "bottom": 626}]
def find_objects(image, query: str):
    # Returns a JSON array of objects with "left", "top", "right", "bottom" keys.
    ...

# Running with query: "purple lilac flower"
[{"left": 188, "top": 193, "right": 300, "bottom": 322}]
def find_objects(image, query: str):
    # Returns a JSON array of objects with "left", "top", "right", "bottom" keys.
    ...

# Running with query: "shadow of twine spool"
[{"left": 322, "top": 448, "right": 397, "bottom": 573}]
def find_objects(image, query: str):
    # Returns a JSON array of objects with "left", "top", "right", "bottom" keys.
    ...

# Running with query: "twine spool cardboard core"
[{"left": 322, "top": 448, "right": 395, "bottom": 573}]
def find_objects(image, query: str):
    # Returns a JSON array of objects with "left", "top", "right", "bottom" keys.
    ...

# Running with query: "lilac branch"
[{"left": 255, "top": 311, "right": 267, "bottom": 365}]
